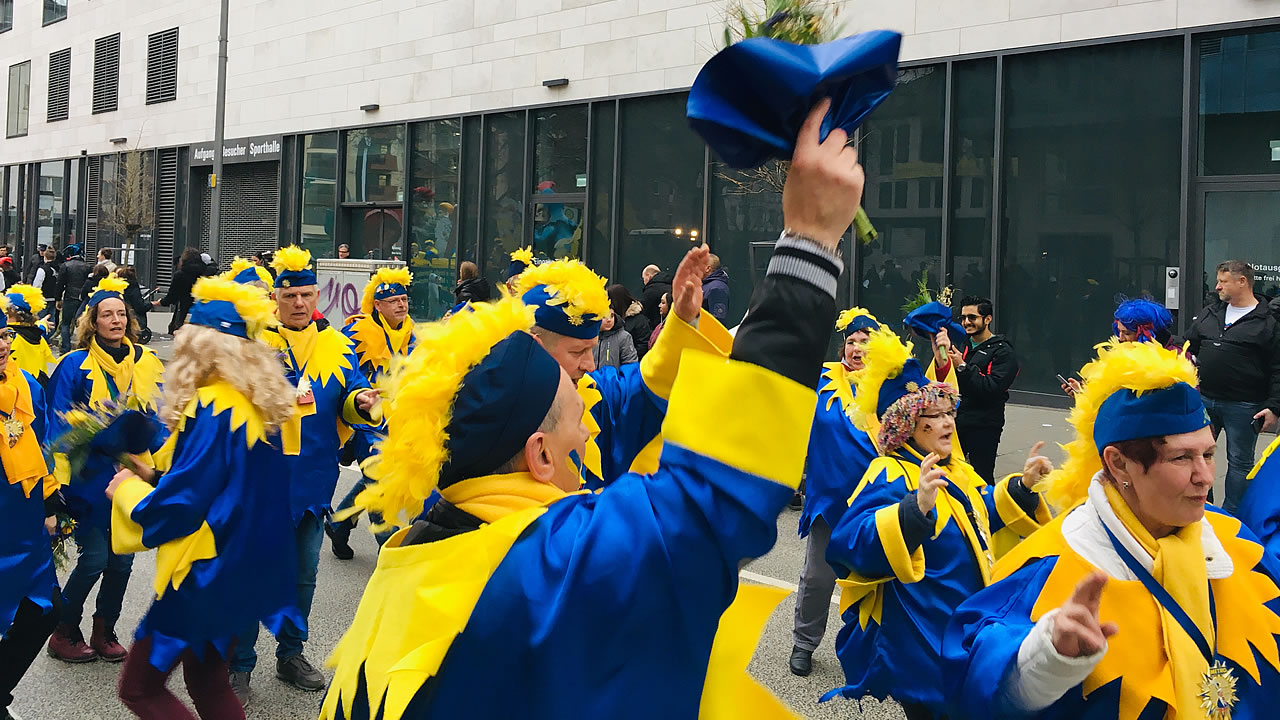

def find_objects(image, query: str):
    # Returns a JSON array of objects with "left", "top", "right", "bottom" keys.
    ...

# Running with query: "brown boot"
[
  {"left": 46, "top": 623, "right": 97, "bottom": 663},
  {"left": 89, "top": 617, "right": 128, "bottom": 662}
]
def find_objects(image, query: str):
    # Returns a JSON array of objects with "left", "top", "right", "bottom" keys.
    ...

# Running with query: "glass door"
[{"left": 1197, "top": 185, "right": 1280, "bottom": 309}]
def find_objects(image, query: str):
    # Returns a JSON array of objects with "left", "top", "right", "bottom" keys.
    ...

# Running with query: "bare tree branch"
[{"left": 99, "top": 150, "right": 155, "bottom": 243}]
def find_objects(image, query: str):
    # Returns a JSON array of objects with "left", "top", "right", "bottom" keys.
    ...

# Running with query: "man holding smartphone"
[{"left": 942, "top": 295, "right": 1019, "bottom": 484}]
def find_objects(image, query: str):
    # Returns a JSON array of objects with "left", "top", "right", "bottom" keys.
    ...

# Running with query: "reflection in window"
[
  {"left": 299, "top": 133, "right": 338, "bottom": 257},
  {"left": 43, "top": 0, "right": 66, "bottom": 25},
  {"left": 1001, "top": 39, "right": 1182, "bottom": 393},
  {"left": 345, "top": 125, "right": 405, "bottom": 203},
  {"left": 533, "top": 202, "right": 582, "bottom": 260},
  {"left": 857, "top": 65, "right": 946, "bottom": 330},
  {"left": 949, "top": 59, "right": 996, "bottom": 299},
  {"left": 534, "top": 105, "right": 588, "bottom": 195},
  {"left": 586, "top": 101, "right": 615, "bottom": 276},
  {"left": 710, "top": 163, "right": 782, "bottom": 325},
  {"left": 1199, "top": 30, "right": 1280, "bottom": 176},
  {"left": 67, "top": 159, "right": 80, "bottom": 248},
  {"left": 458, "top": 116, "right": 481, "bottom": 266},
  {"left": 1, "top": 0, "right": 12, "bottom": 32},
  {"left": 4, "top": 167, "right": 21, "bottom": 248},
  {"left": 482, "top": 112, "right": 525, "bottom": 293},
  {"left": 1203, "top": 191, "right": 1280, "bottom": 301},
  {"left": 37, "top": 161, "right": 64, "bottom": 251},
  {"left": 617, "top": 94, "right": 704, "bottom": 307},
  {"left": 7, "top": 61, "right": 30, "bottom": 138},
  {"left": 407, "top": 118, "right": 461, "bottom": 320}
]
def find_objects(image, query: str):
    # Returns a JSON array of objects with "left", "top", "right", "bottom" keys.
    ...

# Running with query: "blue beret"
[
  {"left": 845, "top": 314, "right": 881, "bottom": 334},
  {"left": 905, "top": 301, "right": 967, "bottom": 349},
  {"left": 876, "top": 358, "right": 931, "bottom": 417},
  {"left": 5, "top": 292, "right": 30, "bottom": 313},
  {"left": 438, "top": 331, "right": 562, "bottom": 488},
  {"left": 506, "top": 259, "right": 529, "bottom": 281},
  {"left": 687, "top": 31, "right": 901, "bottom": 169},
  {"left": 87, "top": 289, "right": 125, "bottom": 308},
  {"left": 1093, "top": 382, "right": 1210, "bottom": 453},
  {"left": 188, "top": 299, "right": 249, "bottom": 339},
  {"left": 521, "top": 284, "right": 602, "bottom": 340},
  {"left": 373, "top": 283, "right": 408, "bottom": 300},
  {"left": 275, "top": 268, "right": 316, "bottom": 289}
]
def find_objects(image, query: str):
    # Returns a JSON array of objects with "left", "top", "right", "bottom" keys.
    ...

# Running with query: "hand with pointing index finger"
[
  {"left": 1021, "top": 440, "right": 1054, "bottom": 491},
  {"left": 1052, "top": 572, "right": 1118, "bottom": 658},
  {"left": 782, "top": 98, "right": 865, "bottom": 252}
]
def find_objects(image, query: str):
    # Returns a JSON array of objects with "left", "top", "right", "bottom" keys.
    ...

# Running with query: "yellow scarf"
[
  {"left": 279, "top": 324, "right": 319, "bottom": 374},
  {"left": 1103, "top": 482, "right": 1213, "bottom": 718},
  {"left": 87, "top": 336, "right": 138, "bottom": 405},
  {"left": 900, "top": 444, "right": 993, "bottom": 584},
  {"left": 439, "top": 473, "right": 570, "bottom": 524},
  {"left": 377, "top": 313, "right": 413, "bottom": 360},
  {"left": 0, "top": 367, "right": 50, "bottom": 496}
]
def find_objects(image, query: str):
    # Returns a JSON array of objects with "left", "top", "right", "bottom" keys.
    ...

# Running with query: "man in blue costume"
[
  {"left": 227, "top": 246, "right": 381, "bottom": 706},
  {"left": 789, "top": 307, "right": 882, "bottom": 677},
  {"left": 321, "top": 98, "right": 864, "bottom": 719}
]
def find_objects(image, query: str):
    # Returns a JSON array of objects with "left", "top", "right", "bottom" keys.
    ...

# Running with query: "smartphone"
[{"left": 1253, "top": 416, "right": 1266, "bottom": 434}]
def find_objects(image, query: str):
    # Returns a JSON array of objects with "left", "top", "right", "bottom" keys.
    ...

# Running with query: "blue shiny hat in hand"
[
  {"left": 687, "top": 30, "right": 901, "bottom": 169},
  {"left": 904, "top": 301, "right": 967, "bottom": 350}
]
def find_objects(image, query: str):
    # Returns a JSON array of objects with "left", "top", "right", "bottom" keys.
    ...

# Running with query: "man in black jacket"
[
  {"left": 640, "top": 264, "right": 673, "bottom": 327},
  {"left": 945, "top": 295, "right": 1020, "bottom": 483},
  {"left": 1184, "top": 260, "right": 1280, "bottom": 513},
  {"left": 57, "top": 244, "right": 90, "bottom": 351}
]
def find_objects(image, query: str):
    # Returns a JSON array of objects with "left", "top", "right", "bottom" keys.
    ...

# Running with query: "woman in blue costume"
[
  {"left": 945, "top": 339, "right": 1280, "bottom": 720},
  {"left": 823, "top": 327, "right": 1053, "bottom": 719},
  {"left": 0, "top": 314, "right": 62, "bottom": 720},
  {"left": 108, "top": 277, "right": 301, "bottom": 720},
  {"left": 45, "top": 276, "right": 165, "bottom": 664},
  {"left": 789, "top": 307, "right": 881, "bottom": 677}
]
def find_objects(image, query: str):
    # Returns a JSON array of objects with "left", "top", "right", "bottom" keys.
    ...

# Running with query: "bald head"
[{"left": 642, "top": 265, "right": 661, "bottom": 284}]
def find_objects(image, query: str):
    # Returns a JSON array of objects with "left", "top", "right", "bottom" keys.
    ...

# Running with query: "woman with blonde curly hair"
[
  {"left": 106, "top": 277, "right": 300, "bottom": 719},
  {"left": 46, "top": 276, "right": 165, "bottom": 664}
]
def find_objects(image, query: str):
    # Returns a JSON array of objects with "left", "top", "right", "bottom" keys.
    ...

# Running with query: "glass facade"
[
  {"left": 299, "top": 132, "right": 338, "bottom": 257},
  {"left": 1000, "top": 39, "right": 1183, "bottom": 393},
  {"left": 42, "top": 0, "right": 66, "bottom": 25},
  {"left": 1199, "top": 29, "right": 1280, "bottom": 176},
  {"left": 533, "top": 105, "right": 588, "bottom": 196},
  {"left": 1203, "top": 190, "right": 1280, "bottom": 299},
  {"left": 407, "top": 118, "right": 461, "bottom": 320},
  {"left": 586, "top": 101, "right": 615, "bottom": 276},
  {"left": 344, "top": 125, "right": 405, "bottom": 204},
  {"left": 1, "top": 0, "right": 11, "bottom": 32},
  {"left": 36, "top": 161, "right": 63, "bottom": 250},
  {"left": 948, "top": 59, "right": 996, "bottom": 299},
  {"left": 481, "top": 111, "right": 525, "bottom": 292},
  {"left": 7, "top": 61, "right": 30, "bottom": 138}
]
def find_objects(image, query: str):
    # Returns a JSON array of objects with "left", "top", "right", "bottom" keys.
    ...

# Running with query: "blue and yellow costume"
[
  {"left": 3, "top": 285, "right": 56, "bottom": 386},
  {"left": 225, "top": 256, "right": 274, "bottom": 288},
  {"left": 945, "top": 340, "right": 1280, "bottom": 720},
  {"left": 322, "top": 233, "right": 846, "bottom": 718},
  {"left": 110, "top": 277, "right": 301, "bottom": 672},
  {"left": 517, "top": 258, "right": 733, "bottom": 490},
  {"left": 1242, "top": 435, "right": 1280, "bottom": 562},
  {"left": 823, "top": 328, "right": 1048, "bottom": 712}
]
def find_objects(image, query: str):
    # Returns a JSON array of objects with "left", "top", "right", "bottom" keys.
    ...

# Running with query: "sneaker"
[
  {"left": 229, "top": 670, "right": 251, "bottom": 709},
  {"left": 276, "top": 654, "right": 325, "bottom": 692},
  {"left": 46, "top": 623, "right": 97, "bottom": 663},
  {"left": 788, "top": 493, "right": 804, "bottom": 511},
  {"left": 789, "top": 645, "right": 813, "bottom": 676},
  {"left": 325, "top": 522, "right": 354, "bottom": 560}
]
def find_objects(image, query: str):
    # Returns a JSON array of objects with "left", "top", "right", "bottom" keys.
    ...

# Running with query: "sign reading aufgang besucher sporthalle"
[{"left": 188, "top": 135, "right": 283, "bottom": 166}]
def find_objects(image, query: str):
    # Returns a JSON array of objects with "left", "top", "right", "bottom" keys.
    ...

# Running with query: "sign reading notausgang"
[{"left": 189, "top": 135, "right": 283, "bottom": 166}]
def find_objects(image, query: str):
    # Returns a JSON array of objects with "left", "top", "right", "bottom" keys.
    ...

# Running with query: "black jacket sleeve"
[
  {"left": 1268, "top": 323, "right": 1280, "bottom": 415},
  {"left": 958, "top": 343, "right": 1019, "bottom": 399},
  {"left": 730, "top": 234, "right": 842, "bottom": 388}
]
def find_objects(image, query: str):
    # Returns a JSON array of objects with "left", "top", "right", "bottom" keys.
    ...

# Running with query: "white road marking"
[{"left": 739, "top": 569, "right": 841, "bottom": 606}]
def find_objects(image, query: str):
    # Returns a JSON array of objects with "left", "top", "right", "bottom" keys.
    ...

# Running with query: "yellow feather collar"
[{"left": 262, "top": 323, "right": 354, "bottom": 389}]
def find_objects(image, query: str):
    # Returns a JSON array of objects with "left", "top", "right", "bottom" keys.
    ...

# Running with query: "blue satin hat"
[
  {"left": 521, "top": 285, "right": 603, "bottom": 340},
  {"left": 845, "top": 314, "right": 880, "bottom": 334},
  {"left": 437, "top": 331, "right": 561, "bottom": 488},
  {"left": 188, "top": 300, "right": 249, "bottom": 339},
  {"left": 905, "top": 301, "right": 967, "bottom": 349},
  {"left": 1093, "top": 382, "right": 1210, "bottom": 453},
  {"left": 876, "top": 357, "right": 931, "bottom": 417},
  {"left": 687, "top": 31, "right": 901, "bottom": 169}
]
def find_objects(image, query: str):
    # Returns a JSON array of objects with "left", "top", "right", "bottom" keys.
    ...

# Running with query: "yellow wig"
[
  {"left": 357, "top": 296, "right": 537, "bottom": 528},
  {"left": 3, "top": 283, "right": 47, "bottom": 316},
  {"left": 360, "top": 266, "right": 413, "bottom": 315},
  {"left": 225, "top": 257, "right": 273, "bottom": 286},
  {"left": 510, "top": 246, "right": 534, "bottom": 266},
  {"left": 836, "top": 306, "right": 876, "bottom": 332},
  {"left": 850, "top": 327, "right": 915, "bottom": 434},
  {"left": 271, "top": 245, "right": 312, "bottom": 274},
  {"left": 190, "top": 276, "right": 278, "bottom": 340},
  {"left": 1043, "top": 339, "right": 1200, "bottom": 511},
  {"left": 514, "top": 259, "right": 610, "bottom": 327}
]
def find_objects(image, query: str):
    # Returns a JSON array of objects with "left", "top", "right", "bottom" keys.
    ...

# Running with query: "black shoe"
[
  {"left": 788, "top": 493, "right": 804, "bottom": 511},
  {"left": 325, "top": 522, "right": 354, "bottom": 560},
  {"left": 277, "top": 654, "right": 325, "bottom": 692},
  {"left": 229, "top": 670, "right": 251, "bottom": 709},
  {"left": 789, "top": 646, "right": 813, "bottom": 676}
]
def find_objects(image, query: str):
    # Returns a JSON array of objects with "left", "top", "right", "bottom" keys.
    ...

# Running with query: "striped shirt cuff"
[{"left": 766, "top": 232, "right": 844, "bottom": 299}]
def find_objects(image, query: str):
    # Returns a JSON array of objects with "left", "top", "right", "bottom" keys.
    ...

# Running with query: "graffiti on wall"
[{"left": 318, "top": 275, "right": 361, "bottom": 323}]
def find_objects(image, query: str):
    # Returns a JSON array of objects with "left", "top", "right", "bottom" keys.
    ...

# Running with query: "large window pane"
[
  {"left": 42, "top": 0, "right": 66, "bottom": 25},
  {"left": 534, "top": 105, "right": 588, "bottom": 195},
  {"left": 617, "top": 94, "right": 704, "bottom": 307},
  {"left": 1, "top": 1, "right": 12, "bottom": 32},
  {"left": 481, "top": 111, "right": 525, "bottom": 292},
  {"left": 1001, "top": 39, "right": 1182, "bottom": 394},
  {"left": 586, "top": 101, "right": 615, "bottom": 276},
  {"left": 7, "top": 61, "right": 30, "bottom": 138},
  {"left": 857, "top": 65, "right": 946, "bottom": 329},
  {"left": 67, "top": 158, "right": 80, "bottom": 248},
  {"left": 949, "top": 59, "right": 996, "bottom": 299},
  {"left": 1199, "top": 30, "right": 1280, "bottom": 176},
  {"left": 345, "top": 125, "right": 405, "bottom": 203},
  {"left": 457, "top": 115, "right": 481, "bottom": 266},
  {"left": 2, "top": 168, "right": 14, "bottom": 246},
  {"left": 1203, "top": 191, "right": 1280, "bottom": 301},
  {"left": 36, "top": 161, "right": 64, "bottom": 252},
  {"left": 709, "top": 163, "right": 781, "bottom": 325},
  {"left": 407, "top": 118, "right": 461, "bottom": 320},
  {"left": 299, "top": 132, "right": 338, "bottom": 257}
]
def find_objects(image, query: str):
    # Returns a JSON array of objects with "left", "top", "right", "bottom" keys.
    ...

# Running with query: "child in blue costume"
[
  {"left": 227, "top": 245, "right": 380, "bottom": 701},
  {"left": 823, "top": 327, "right": 1053, "bottom": 719},
  {"left": 327, "top": 266, "right": 418, "bottom": 558},
  {"left": 0, "top": 314, "right": 62, "bottom": 719},
  {"left": 789, "top": 307, "right": 881, "bottom": 677},
  {"left": 945, "top": 339, "right": 1280, "bottom": 720},
  {"left": 45, "top": 275, "right": 165, "bottom": 664},
  {"left": 109, "top": 276, "right": 302, "bottom": 720}
]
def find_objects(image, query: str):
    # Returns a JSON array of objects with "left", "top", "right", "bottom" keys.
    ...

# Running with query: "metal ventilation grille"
[
  {"left": 85, "top": 156, "right": 101, "bottom": 252},
  {"left": 93, "top": 33, "right": 120, "bottom": 114},
  {"left": 154, "top": 148, "right": 178, "bottom": 286},
  {"left": 146, "top": 28, "right": 178, "bottom": 105},
  {"left": 47, "top": 48, "right": 70, "bottom": 122},
  {"left": 1200, "top": 37, "right": 1223, "bottom": 56},
  {"left": 197, "top": 163, "right": 280, "bottom": 268}
]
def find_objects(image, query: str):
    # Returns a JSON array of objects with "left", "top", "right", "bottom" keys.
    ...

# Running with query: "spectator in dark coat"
[
  {"left": 57, "top": 245, "right": 91, "bottom": 351},
  {"left": 158, "top": 247, "right": 208, "bottom": 335},
  {"left": 454, "top": 261, "right": 492, "bottom": 304},
  {"left": 640, "top": 264, "right": 674, "bottom": 327},
  {"left": 592, "top": 311, "right": 638, "bottom": 369},
  {"left": 116, "top": 266, "right": 152, "bottom": 342},
  {"left": 701, "top": 253, "right": 730, "bottom": 323},
  {"left": 608, "top": 284, "right": 653, "bottom": 359},
  {"left": 33, "top": 247, "right": 61, "bottom": 328}
]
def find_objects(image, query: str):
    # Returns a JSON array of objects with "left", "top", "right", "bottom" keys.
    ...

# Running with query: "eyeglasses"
[
  {"left": 0, "top": 330, "right": 15, "bottom": 342},
  {"left": 958, "top": 314, "right": 984, "bottom": 322},
  {"left": 918, "top": 409, "right": 957, "bottom": 420}
]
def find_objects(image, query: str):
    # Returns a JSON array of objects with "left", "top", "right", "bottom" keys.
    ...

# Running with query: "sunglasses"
[{"left": 958, "top": 314, "right": 985, "bottom": 322}]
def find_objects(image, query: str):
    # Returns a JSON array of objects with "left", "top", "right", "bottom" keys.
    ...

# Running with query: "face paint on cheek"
[{"left": 922, "top": 423, "right": 933, "bottom": 433}]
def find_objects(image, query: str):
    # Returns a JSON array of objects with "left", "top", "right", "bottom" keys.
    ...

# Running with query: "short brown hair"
[
  {"left": 1216, "top": 260, "right": 1253, "bottom": 284},
  {"left": 1101, "top": 437, "right": 1165, "bottom": 478}
]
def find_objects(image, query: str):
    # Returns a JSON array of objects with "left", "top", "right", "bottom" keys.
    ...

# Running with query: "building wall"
[{"left": 4, "top": 0, "right": 1280, "bottom": 164}]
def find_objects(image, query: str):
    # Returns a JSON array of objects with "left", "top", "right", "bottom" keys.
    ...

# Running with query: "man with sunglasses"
[{"left": 944, "top": 295, "right": 1020, "bottom": 484}]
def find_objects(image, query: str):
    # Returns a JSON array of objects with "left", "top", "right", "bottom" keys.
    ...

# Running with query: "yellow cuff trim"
[
  {"left": 640, "top": 311, "right": 732, "bottom": 400},
  {"left": 342, "top": 389, "right": 381, "bottom": 427},
  {"left": 53, "top": 453, "right": 70, "bottom": 487},
  {"left": 994, "top": 474, "right": 1051, "bottom": 538},
  {"left": 662, "top": 351, "right": 812, "bottom": 489},
  {"left": 874, "top": 504, "right": 926, "bottom": 584},
  {"left": 836, "top": 571, "right": 889, "bottom": 629},
  {"left": 110, "top": 476, "right": 154, "bottom": 555}
]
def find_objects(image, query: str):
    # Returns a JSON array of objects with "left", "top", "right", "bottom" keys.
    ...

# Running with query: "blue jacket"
[
  {"left": 0, "top": 370, "right": 57, "bottom": 634},
  {"left": 799, "top": 362, "right": 878, "bottom": 538},
  {"left": 702, "top": 268, "right": 730, "bottom": 322}
]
